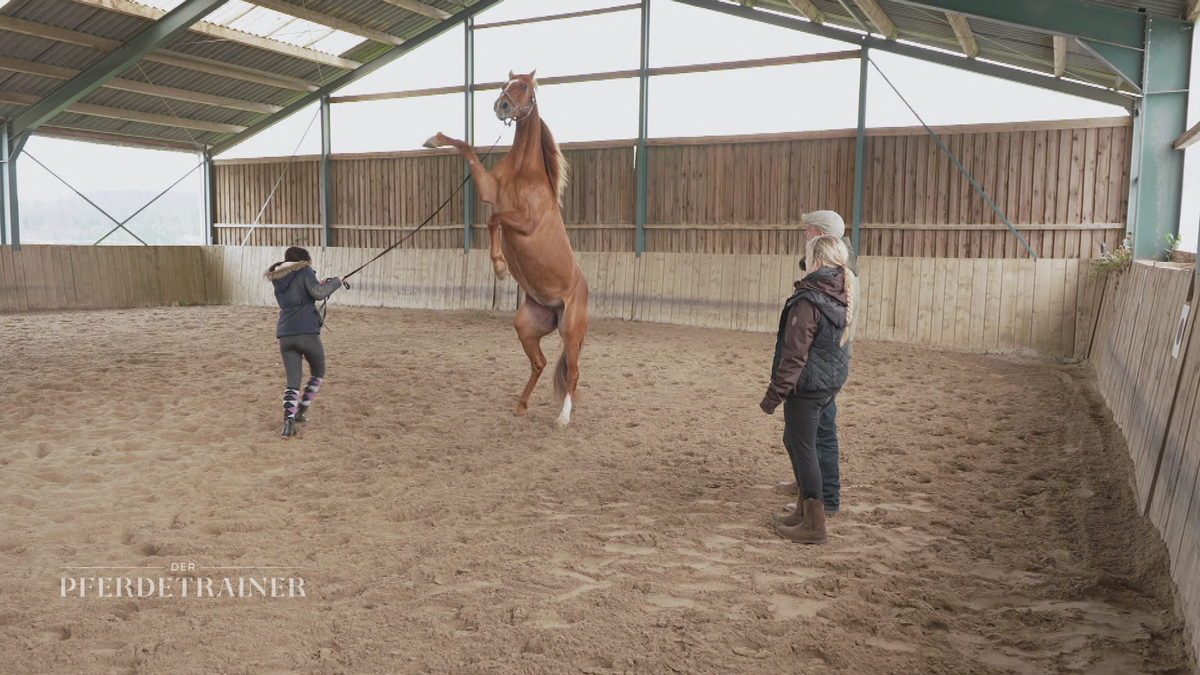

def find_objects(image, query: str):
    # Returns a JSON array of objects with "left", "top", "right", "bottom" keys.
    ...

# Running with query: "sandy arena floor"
[{"left": 0, "top": 306, "right": 1194, "bottom": 675}]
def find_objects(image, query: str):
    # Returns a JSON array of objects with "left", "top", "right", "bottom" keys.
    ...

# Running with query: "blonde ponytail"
[
  {"left": 804, "top": 235, "right": 855, "bottom": 346},
  {"left": 841, "top": 268, "right": 856, "bottom": 346}
]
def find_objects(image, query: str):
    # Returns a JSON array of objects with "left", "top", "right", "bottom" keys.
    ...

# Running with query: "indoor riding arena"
[{"left": 2, "top": 0, "right": 1200, "bottom": 674}]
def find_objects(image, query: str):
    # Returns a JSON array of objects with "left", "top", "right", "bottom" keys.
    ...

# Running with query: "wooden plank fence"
[
  {"left": 1088, "top": 261, "right": 1200, "bottom": 660},
  {"left": 213, "top": 117, "right": 1130, "bottom": 258},
  {"left": 0, "top": 245, "right": 213, "bottom": 312},
  {"left": 1, "top": 243, "right": 1109, "bottom": 359},
  {"left": 198, "top": 247, "right": 1102, "bottom": 356}
]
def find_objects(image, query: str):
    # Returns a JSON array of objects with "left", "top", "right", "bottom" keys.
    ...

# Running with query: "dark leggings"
[
  {"left": 783, "top": 392, "right": 838, "bottom": 502},
  {"left": 279, "top": 333, "right": 326, "bottom": 389}
]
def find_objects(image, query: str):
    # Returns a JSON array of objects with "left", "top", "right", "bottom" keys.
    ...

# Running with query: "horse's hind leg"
[
  {"left": 514, "top": 298, "right": 557, "bottom": 416},
  {"left": 554, "top": 284, "right": 589, "bottom": 428}
]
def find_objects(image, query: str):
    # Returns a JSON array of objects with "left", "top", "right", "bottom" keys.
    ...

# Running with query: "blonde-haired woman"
[{"left": 759, "top": 235, "right": 856, "bottom": 544}]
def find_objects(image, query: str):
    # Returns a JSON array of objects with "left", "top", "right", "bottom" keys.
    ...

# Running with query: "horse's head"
[{"left": 495, "top": 70, "right": 537, "bottom": 124}]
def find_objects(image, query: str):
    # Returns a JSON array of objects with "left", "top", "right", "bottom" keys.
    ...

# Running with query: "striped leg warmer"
[{"left": 301, "top": 377, "right": 323, "bottom": 410}]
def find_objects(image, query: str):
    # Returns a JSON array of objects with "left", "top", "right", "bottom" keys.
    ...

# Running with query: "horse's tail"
[{"left": 552, "top": 350, "right": 569, "bottom": 404}]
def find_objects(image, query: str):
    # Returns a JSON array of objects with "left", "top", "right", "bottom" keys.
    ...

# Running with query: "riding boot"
[
  {"left": 296, "top": 377, "right": 323, "bottom": 423},
  {"left": 773, "top": 501, "right": 804, "bottom": 526},
  {"left": 775, "top": 499, "right": 828, "bottom": 545}
]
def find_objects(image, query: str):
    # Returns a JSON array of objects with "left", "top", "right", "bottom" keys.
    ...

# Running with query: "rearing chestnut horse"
[{"left": 425, "top": 71, "right": 588, "bottom": 428}]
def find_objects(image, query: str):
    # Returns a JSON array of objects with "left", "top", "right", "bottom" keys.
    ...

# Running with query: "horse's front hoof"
[
  {"left": 493, "top": 261, "right": 509, "bottom": 279},
  {"left": 515, "top": 402, "right": 528, "bottom": 417},
  {"left": 423, "top": 134, "right": 441, "bottom": 149}
]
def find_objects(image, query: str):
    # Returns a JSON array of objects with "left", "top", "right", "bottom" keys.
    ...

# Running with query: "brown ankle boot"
[
  {"left": 773, "top": 502, "right": 803, "bottom": 526},
  {"left": 776, "top": 499, "right": 827, "bottom": 544}
]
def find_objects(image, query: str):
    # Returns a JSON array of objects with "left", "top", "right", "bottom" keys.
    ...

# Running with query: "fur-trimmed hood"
[{"left": 265, "top": 260, "right": 311, "bottom": 281}]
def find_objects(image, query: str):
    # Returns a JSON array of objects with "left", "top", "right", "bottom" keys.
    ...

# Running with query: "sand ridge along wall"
[
  {"left": 1089, "top": 260, "right": 1200, "bottom": 659},
  {"left": 203, "top": 246, "right": 1104, "bottom": 357}
]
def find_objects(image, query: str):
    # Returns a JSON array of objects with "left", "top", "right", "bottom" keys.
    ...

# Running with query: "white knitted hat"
[{"left": 801, "top": 211, "right": 846, "bottom": 239}]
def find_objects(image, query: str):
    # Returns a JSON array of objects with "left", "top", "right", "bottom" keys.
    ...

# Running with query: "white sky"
[{"left": 14, "top": 0, "right": 1200, "bottom": 251}]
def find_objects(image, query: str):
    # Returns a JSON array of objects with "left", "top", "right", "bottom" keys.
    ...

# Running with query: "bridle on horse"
[{"left": 498, "top": 79, "right": 536, "bottom": 126}]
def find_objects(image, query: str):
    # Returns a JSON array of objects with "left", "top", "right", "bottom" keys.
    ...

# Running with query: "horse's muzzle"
[{"left": 494, "top": 98, "right": 512, "bottom": 121}]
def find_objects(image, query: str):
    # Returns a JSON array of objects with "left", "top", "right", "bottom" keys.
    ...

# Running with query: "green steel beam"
[
  {"left": 0, "top": 125, "right": 18, "bottom": 249},
  {"left": 852, "top": 46, "right": 868, "bottom": 255},
  {"left": 202, "top": 151, "right": 216, "bottom": 245},
  {"left": 1127, "top": 16, "right": 1192, "bottom": 259},
  {"left": 210, "top": 0, "right": 506, "bottom": 156},
  {"left": 463, "top": 15, "right": 475, "bottom": 253},
  {"left": 635, "top": 0, "right": 651, "bottom": 257},
  {"left": 899, "top": 0, "right": 1145, "bottom": 50},
  {"left": 672, "top": 0, "right": 1137, "bottom": 109},
  {"left": 319, "top": 94, "right": 333, "bottom": 250},
  {"left": 1077, "top": 38, "right": 1144, "bottom": 92},
  {"left": 8, "top": 0, "right": 230, "bottom": 139}
]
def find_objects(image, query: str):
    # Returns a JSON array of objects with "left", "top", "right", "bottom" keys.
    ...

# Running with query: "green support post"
[
  {"left": 202, "top": 151, "right": 216, "bottom": 245},
  {"left": 0, "top": 124, "right": 8, "bottom": 247},
  {"left": 463, "top": 15, "right": 475, "bottom": 253},
  {"left": 320, "top": 94, "right": 333, "bottom": 250},
  {"left": 1, "top": 126, "right": 18, "bottom": 250},
  {"left": 852, "top": 46, "right": 868, "bottom": 255},
  {"left": 1127, "top": 16, "right": 1192, "bottom": 260},
  {"left": 635, "top": 0, "right": 651, "bottom": 257}
]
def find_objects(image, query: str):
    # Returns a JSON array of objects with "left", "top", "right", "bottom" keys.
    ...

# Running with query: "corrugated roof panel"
[
  {"left": 9, "top": 0, "right": 149, "bottom": 42},
  {"left": 749, "top": 0, "right": 1140, "bottom": 96},
  {"left": 161, "top": 31, "right": 344, "bottom": 83},
  {"left": 0, "top": 71, "right": 64, "bottom": 98},
  {"left": 0, "top": 36, "right": 107, "bottom": 72},
  {"left": 80, "top": 87, "right": 268, "bottom": 127},
  {"left": 118, "top": 61, "right": 305, "bottom": 106},
  {"left": 303, "top": 0, "right": 441, "bottom": 34},
  {"left": 46, "top": 110, "right": 232, "bottom": 146},
  {"left": 877, "top": 0, "right": 960, "bottom": 45}
]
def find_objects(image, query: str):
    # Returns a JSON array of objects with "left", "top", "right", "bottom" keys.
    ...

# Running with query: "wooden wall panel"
[
  {"left": 214, "top": 118, "right": 1131, "bottom": 258},
  {"left": 203, "top": 247, "right": 1094, "bottom": 358},
  {"left": 0, "top": 246, "right": 213, "bottom": 313},
  {"left": 1089, "top": 263, "right": 1200, "bottom": 660}
]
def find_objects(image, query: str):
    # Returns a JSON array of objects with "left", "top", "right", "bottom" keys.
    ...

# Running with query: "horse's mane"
[{"left": 539, "top": 118, "right": 569, "bottom": 206}]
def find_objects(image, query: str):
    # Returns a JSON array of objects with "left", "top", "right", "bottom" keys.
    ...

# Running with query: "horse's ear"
[
  {"left": 530, "top": 68, "right": 537, "bottom": 81},
  {"left": 508, "top": 70, "right": 516, "bottom": 80}
]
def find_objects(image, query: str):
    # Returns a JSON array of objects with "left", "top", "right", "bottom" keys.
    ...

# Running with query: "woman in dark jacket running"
[
  {"left": 266, "top": 246, "right": 344, "bottom": 438},
  {"left": 760, "top": 235, "right": 856, "bottom": 544}
]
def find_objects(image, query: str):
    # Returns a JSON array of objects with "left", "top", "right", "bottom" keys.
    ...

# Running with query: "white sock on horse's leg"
[{"left": 555, "top": 394, "right": 572, "bottom": 428}]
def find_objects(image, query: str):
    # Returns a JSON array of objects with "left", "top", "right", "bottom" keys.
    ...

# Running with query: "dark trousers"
[
  {"left": 279, "top": 333, "right": 326, "bottom": 389},
  {"left": 817, "top": 397, "right": 840, "bottom": 509},
  {"left": 782, "top": 391, "right": 837, "bottom": 503}
]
